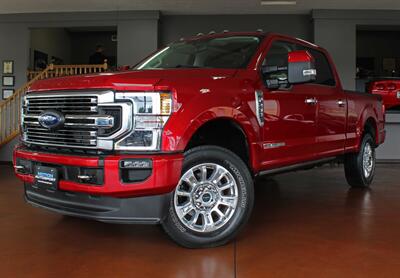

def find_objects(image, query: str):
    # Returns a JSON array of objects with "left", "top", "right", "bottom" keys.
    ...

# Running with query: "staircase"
[{"left": 0, "top": 62, "right": 108, "bottom": 147}]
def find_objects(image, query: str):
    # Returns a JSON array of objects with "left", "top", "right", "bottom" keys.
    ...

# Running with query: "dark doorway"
[
  {"left": 67, "top": 26, "right": 117, "bottom": 68},
  {"left": 29, "top": 26, "right": 118, "bottom": 70},
  {"left": 356, "top": 26, "right": 400, "bottom": 92},
  {"left": 356, "top": 26, "right": 400, "bottom": 112}
]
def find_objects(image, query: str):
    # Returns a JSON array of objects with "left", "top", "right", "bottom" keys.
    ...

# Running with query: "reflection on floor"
[{"left": 1, "top": 164, "right": 400, "bottom": 277}]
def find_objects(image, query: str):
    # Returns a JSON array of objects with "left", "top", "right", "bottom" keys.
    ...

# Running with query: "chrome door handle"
[
  {"left": 77, "top": 175, "right": 92, "bottom": 180},
  {"left": 305, "top": 97, "right": 318, "bottom": 105},
  {"left": 337, "top": 99, "right": 346, "bottom": 107}
]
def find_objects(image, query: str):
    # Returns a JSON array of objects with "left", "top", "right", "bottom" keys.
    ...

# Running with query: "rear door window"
[{"left": 304, "top": 48, "right": 336, "bottom": 87}]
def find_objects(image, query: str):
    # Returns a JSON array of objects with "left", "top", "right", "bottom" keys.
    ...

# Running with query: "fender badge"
[
  {"left": 200, "top": 88, "right": 210, "bottom": 94},
  {"left": 212, "top": 76, "right": 227, "bottom": 80},
  {"left": 263, "top": 142, "right": 286, "bottom": 149}
]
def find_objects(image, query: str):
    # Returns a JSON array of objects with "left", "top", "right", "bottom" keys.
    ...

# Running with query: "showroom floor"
[{"left": 1, "top": 163, "right": 400, "bottom": 278}]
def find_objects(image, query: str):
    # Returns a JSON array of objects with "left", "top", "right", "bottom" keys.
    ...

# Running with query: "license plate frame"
[{"left": 34, "top": 165, "right": 58, "bottom": 189}]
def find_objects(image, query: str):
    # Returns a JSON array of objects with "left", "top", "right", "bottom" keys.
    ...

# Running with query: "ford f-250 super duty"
[{"left": 14, "top": 32, "right": 385, "bottom": 248}]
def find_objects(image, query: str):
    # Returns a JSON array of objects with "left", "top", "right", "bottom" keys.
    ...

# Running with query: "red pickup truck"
[
  {"left": 14, "top": 32, "right": 385, "bottom": 248},
  {"left": 367, "top": 78, "right": 400, "bottom": 110}
]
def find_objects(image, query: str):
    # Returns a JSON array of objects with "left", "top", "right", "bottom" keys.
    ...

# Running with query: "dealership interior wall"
[{"left": 1, "top": 9, "right": 400, "bottom": 161}]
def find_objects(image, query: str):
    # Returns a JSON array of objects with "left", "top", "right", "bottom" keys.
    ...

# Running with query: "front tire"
[
  {"left": 344, "top": 133, "right": 376, "bottom": 187},
  {"left": 162, "top": 146, "right": 254, "bottom": 248}
]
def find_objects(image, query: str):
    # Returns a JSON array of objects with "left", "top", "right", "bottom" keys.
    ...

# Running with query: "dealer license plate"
[{"left": 34, "top": 166, "right": 58, "bottom": 189}]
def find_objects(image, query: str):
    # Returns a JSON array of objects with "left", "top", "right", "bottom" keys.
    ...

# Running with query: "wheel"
[
  {"left": 162, "top": 146, "right": 254, "bottom": 248},
  {"left": 344, "top": 133, "right": 376, "bottom": 187}
]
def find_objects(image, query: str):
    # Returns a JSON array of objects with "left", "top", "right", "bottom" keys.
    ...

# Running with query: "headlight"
[{"left": 114, "top": 92, "right": 172, "bottom": 151}]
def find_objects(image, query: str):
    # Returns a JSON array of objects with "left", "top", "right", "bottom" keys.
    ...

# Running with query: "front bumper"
[
  {"left": 13, "top": 146, "right": 183, "bottom": 198},
  {"left": 25, "top": 182, "right": 171, "bottom": 224}
]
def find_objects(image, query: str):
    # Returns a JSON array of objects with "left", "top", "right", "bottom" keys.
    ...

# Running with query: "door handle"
[
  {"left": 77, "top": 175, "right": 92, "bottom": 180},
  {"left": 337, "top": 99, "right": 346, "bottom": 107},
  {"left": 305, "top": 97, "right": 318, "bottom": 105}
]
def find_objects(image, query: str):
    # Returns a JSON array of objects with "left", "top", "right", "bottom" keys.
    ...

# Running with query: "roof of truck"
[
  {"left": 180, "top": 31, "right": 320, "bottom": 49},
  {"left": 181, "top": 31, "right": 268, "bottom": 41}
]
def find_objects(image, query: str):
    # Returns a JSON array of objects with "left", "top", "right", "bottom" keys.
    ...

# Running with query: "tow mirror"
[{"left": 288, "top": 50, "right": 316, "bottom": 84}]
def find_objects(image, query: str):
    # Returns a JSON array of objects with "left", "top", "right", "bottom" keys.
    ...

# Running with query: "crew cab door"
[
  {"left": 305, "top": 48, "right": 347, "bottom": 157},
  {"left": 258, "top": 40, "right": 318, "bottom": 169}
]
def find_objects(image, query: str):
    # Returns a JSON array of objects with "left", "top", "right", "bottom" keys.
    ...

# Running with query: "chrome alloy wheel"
[
  {"left": 174, "top": 163, "right": 239, "bottom": 233},
  {"left": 362, "top": 142, "right": 374, "bottom": 178}
]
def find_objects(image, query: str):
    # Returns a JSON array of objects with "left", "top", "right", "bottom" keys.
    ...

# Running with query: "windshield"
[{"left": 136, "top": 36, "right": 262, "bottom": 70}]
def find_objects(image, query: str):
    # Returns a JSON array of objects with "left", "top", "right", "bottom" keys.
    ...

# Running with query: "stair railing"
[{"left": 27, "top": 61, "right": 108, "bottom": 80}]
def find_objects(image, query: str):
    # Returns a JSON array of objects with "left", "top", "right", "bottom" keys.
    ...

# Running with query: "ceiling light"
[{"left": 261, "top": 1, "right": 297, "bottom": 5}]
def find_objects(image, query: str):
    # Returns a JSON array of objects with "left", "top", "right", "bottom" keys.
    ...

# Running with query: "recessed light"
[{"left": 261, "top": 1, "right": 297, "bottom": 5}]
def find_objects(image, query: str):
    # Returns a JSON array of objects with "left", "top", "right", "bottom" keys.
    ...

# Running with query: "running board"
[{"left": 257, "top": 157, "right": 337, "bottom": 177}]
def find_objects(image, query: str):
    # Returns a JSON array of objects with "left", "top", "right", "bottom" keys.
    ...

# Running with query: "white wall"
[
  {"left": 118, "top": 19, "right": 158, "bottom": 66},
  {"left": 313, "top": 19, "right": 356, "bottom": 90},
  {"left": 161, "top": 15, "right": 312, "bottom": 45}
]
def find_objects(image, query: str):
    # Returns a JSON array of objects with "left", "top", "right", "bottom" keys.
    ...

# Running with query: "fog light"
[
  {"left": 15, "top": 159, "right": 33, "bottom": 174},
  {"left": 120, "top": 159, "right": 152, "bottom": 169}
]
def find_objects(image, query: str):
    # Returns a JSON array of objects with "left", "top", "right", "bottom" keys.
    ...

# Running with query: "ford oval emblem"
[{"left": 38, "top": 111, "right": 65, "bottom": 130}]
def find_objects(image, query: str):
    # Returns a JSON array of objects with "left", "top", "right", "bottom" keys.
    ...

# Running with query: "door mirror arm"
[
  {"left": 262, "top": 65, "right": 290, "bottom": 90},
  {"left": 265, "top": 78, "right": 290, "bottom": 90}
]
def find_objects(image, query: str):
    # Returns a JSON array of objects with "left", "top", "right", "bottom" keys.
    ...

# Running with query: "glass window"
[
  {"left": 306, "top": 48, "right": 336, "bottom": 86},
  {"left": 262, "top": 41, "right": 297, "bottom": 81},
  {"left": 136, "top": 36, "right": 262, "bottom": 70},
  {"left": 262, "top": 40, "right": 336, "bottom": 87}
]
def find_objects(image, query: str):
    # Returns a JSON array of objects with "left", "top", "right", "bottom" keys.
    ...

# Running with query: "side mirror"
[{"left": 288, "top": 50, "right": 316, "bottom": 84}]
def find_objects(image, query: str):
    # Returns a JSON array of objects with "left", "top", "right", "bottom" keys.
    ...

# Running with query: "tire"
[
  {"left": 161, "top": 145, "right": 254, "bottom": 248},
  {"left": 344, "top": 133, "right": 376, "bottom": 187}
]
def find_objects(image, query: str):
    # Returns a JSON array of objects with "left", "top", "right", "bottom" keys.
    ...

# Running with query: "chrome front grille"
[
  {"left": 22, "top": 91, "right": 132, "bottom": 150},
  {"left": 24, "top": 126, "right": 98, "bottom": 147},
  {"left": 25, "top": 96, "right": 98, "bottom": 115}
]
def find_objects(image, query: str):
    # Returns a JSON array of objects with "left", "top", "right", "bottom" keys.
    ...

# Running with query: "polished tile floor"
[{"left": 1, "top": 163, "right": 400, "bottom": 278}]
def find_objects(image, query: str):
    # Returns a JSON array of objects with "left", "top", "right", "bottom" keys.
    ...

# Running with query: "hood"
[{"left": 28, "top": 69, "right": 237, "bottom": 92}]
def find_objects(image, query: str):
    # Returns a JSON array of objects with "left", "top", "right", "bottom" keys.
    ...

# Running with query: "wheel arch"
[
  {"left": 358, "top": 106, "right": 380, "bottom": 147},
  {"left": 178, "top": 108, "right": 259, "bottom": 172}
]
